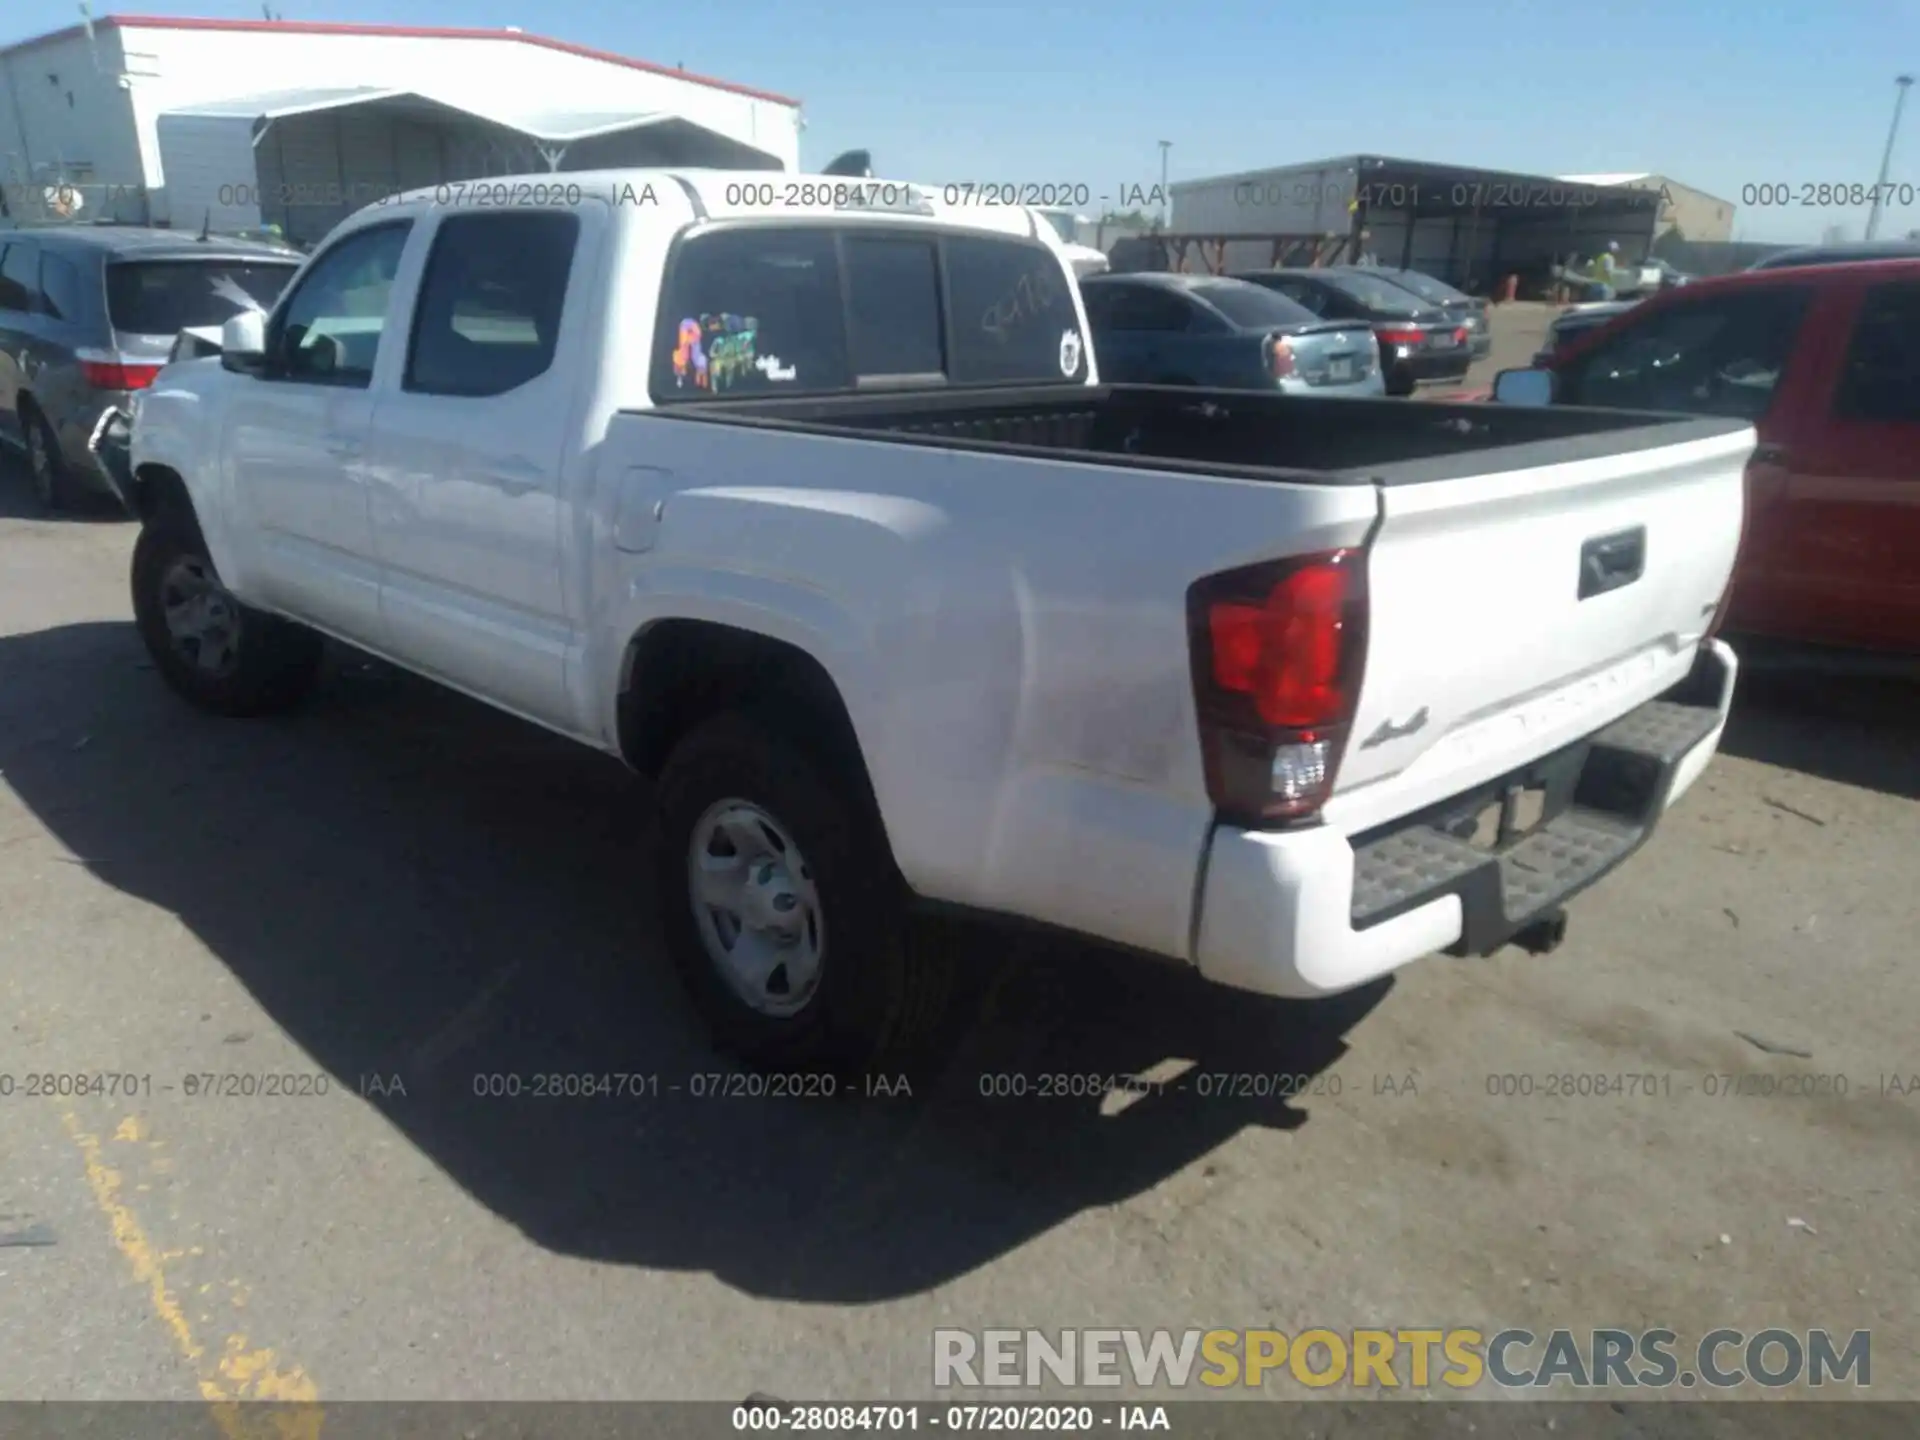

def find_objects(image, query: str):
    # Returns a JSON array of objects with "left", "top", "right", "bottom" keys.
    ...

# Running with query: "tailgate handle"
[{"left": 1579, "top": 526, "right": 1646, "bottom": 600}]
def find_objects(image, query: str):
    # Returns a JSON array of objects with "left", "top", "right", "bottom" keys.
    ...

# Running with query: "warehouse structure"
[
  {"left": 0, "top": 16, "right": 801, "bottom": 242},
  {"left": 1166, "top": 155, "right": 1676, "bottom": 294}
]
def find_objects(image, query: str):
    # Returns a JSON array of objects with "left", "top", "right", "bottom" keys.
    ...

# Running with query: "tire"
[
  {"left": 654, "top": 711, "right": 954, "bottom": 1075},
  {"left": 130, "top": 503, "right": 324, "bottom": 717},
  {"left": 21, "top": 402, "right": 75, "bottom": 513}
]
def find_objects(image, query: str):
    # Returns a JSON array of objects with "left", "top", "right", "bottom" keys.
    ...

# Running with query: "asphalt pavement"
[{"left": 0, "top": 386, "right": 1914, "bottom": 1412}]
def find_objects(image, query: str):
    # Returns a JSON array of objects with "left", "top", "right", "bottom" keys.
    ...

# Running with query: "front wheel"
[
  {"left": 654, "top": 712, "right": 953, "bottom": 1075},
  {"left": 131, "top": 506, "right": 324, "bottom": 716}
]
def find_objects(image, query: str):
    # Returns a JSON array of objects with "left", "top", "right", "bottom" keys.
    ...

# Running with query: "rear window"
[
  {"left": 651, "top": 226, "right": 1087, "bottom": 401},
  {"left": 1326, "top": 272, "right": 1426, "bottom": 315},
  {"left": 1384, "top": 270, "right": 1465, "bottom": 306},
  {"left": 1190, "top": 280, "right": 1318, "bottom": 329},
  {"left": 104, "top": 260, "right": 298, "bottom": 335}
]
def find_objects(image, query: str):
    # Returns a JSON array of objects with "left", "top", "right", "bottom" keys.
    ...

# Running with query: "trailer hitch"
[{"left": 1512, "top": 908, "right": 1569, "bottom": 956}]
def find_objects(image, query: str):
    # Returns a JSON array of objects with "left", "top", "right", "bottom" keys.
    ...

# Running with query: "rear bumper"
[
  {"left": 1278, "top": 373, "right": 1388, "bottom": 399},
  {"left": 1399, "top": 349, "right": 1475, "bottom": 384},
  {"left": 1193, "top": 640, "right": 1737, "bottom": 999}
]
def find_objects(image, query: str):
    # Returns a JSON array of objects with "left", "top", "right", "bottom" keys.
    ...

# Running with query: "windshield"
[
  {"left": 1191, "top": 280, "right": 1319, "bottom": 329},
  {"left": 1034, "top": 211, "right": 1078, "bottom": 244},
  {"left": 1325, "top": 271, "right": 1427, "bottom": 315},
  {"left": 105, "top": 260, "right": 300, "bottom": 335}
]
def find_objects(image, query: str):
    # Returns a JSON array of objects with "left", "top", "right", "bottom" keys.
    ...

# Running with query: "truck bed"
[{"left": 651, "top": 384, "right": 1748, "bottom": 485}]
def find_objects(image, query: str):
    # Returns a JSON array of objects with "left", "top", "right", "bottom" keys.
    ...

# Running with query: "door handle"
[{"left": 483, "top": 461, "right": 546, "bottom": 497}]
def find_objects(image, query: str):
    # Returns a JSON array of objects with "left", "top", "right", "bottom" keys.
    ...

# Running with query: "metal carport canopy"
[
  {"left": 1349, "top": 154, "right": 1660, "bottom": 222},
  {"left": 160, "top": 85, "right": 779, "bottom": 167}
]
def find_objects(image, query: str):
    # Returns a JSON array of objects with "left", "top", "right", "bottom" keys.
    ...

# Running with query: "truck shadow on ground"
[
  {"left": 0, "top": 619, "right": 1382, "bottom": 1303},
  {"left": 1719, "top": 663, "right": 1918, "bottom": 802}
]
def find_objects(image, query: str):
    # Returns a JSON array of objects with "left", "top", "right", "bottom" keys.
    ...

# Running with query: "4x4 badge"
[{"left": 1360, "top": 706, "right": 1430, "bottom": 749}]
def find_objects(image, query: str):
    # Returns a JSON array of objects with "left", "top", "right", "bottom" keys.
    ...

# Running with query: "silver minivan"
[{"left": 0, "top": 226, "right": 302, "bottom": 511}]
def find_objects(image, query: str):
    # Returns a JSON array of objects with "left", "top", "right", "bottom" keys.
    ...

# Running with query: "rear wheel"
[
  {"left": 21, "top": 403, "right": 74, "bottom": 513},
  {"left": 131, "top": 504, "right": 324, "bottom": 716},
  {"left": 654, "top": 712, "right": 953, "bottom": 1075}
]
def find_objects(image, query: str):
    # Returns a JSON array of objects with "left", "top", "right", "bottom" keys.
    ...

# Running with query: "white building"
[{"left": 0, "top": 16, "right": 801, "bottom": 241}]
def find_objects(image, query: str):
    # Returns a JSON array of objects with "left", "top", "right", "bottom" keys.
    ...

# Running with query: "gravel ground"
[{"left": 0, "top": 435, "right": 1913, "bottom": 1420}]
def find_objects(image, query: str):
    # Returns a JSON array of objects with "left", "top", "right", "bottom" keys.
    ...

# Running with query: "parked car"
[
  {"left": 1492, "top": 258, "right": 1920, "bottom": 658},
  {"left": 1334, "top": 266, "right": 1491, "bottom": 360},
  {"left": 1230, "top": 268, "right": 1472, "bottom": 396},
  {"left": 123, "top": 169, "right": 1749, "bottom": 1073},
  {"left": 1531, "top": 299, "right": 1641, "bottom": 366},
  {"left": 1748, "top": 239, "right": 1920, "bottom": 271},
  {"left": 0, "top": 226, "right": 302, "bottom": 511},
  {"left": 1080, "top": 273, "right": 1383, "bottom": 395}
]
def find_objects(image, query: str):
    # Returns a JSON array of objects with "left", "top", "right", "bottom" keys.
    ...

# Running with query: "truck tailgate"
[{"left": 1326, "top": 425, "right": 1753, "bottom": 833}]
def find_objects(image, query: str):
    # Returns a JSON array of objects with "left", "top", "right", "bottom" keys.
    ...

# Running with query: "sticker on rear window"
[
  {"left": 672, "top": 318, "right": 709, "bottom": 390},
  {"left": 672, "top": 313, "right": 762, "bottom": 391},
  {"left": 1059, "top": 328, "right": 1082, "bottom": 376}
]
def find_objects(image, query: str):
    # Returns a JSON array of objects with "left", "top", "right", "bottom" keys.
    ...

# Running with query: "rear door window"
[
  {"left": 944, "top": 234, "right": 1087, "bottom": 383},
  {"left": 1560, "top": 287, "right": 1812, "bottom": 420},
  {"left": 652, "top": 226, "right": 848, "bottom": 400},
  {"left": 0, "top": 242, "right": 41, "bottom": 313},
  {"left": 105, "top": 260, "right": 299, "bottom": 335},
  {"left": 40, "top": 251, "right": 87, "bottom": 322},
  {"left": 1832, "top": 281, "right": 1920, "bottom": 424},
  {"left": 405, "top": 211, "right": 579, "bottom": 397}
]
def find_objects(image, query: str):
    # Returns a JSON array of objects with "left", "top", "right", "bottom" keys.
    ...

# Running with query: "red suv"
[{"left": 1493, "top": 260, "right": 1920, "bottom": 658}]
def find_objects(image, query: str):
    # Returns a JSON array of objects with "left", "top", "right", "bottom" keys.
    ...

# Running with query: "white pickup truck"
[{"left": 121, "top": 170, "right": 1750, "bottom": 1072}]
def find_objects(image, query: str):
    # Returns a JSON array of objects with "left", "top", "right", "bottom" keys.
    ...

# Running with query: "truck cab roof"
[{"left": 375, "top": 169, "right": 1054, "bottom": 243}]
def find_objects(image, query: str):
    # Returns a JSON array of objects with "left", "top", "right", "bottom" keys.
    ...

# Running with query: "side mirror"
[
  {"left": 1492, "top": 367, "right": 1556, "bottom": 407},
  {"left": 219, "top": 311, "right": 269, "bottom": 374}
]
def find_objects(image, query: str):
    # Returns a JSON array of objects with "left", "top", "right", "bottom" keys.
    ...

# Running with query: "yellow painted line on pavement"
[{"left": 62, "top": 1110, "right": 324, "bottom": 1440}]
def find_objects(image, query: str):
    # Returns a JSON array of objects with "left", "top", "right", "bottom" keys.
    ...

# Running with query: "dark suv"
[{"left": 0, "top": 226, "right": 302, "bottom": 511}]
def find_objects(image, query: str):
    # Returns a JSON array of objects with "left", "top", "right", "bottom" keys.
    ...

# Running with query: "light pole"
[
  {"left": 1865, "top": 74, "right": 1914, "bottom": 241},
  {"left": 1158, "top": 140, "right": 1171, "bottom": 229}
]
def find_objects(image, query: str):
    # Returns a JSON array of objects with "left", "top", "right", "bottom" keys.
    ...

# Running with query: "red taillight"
[
  {"left": 1266, "top": 335, "right": 1296, "bottom": 379},
  {"left": 1188, "top": 550, "right": 1369, "bottom": 825},
  {"left": 1376, "top": 328, "right": 1424, "bottom": 346},
  {"left": 80, "top": 360, "right": 162, "bottom": 390},
  {"left": 1453, "top": 327, "right": 1469, "bottom": 345}
]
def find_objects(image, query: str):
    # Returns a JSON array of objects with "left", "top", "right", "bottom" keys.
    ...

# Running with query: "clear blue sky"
[{"left": 10, "top": 0, "right": 1920, "bottom": 243}]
